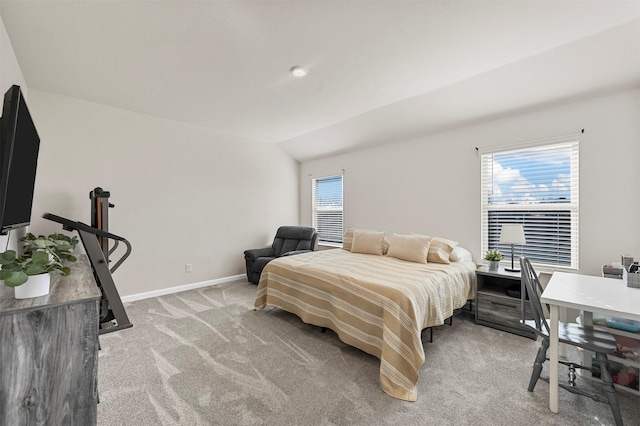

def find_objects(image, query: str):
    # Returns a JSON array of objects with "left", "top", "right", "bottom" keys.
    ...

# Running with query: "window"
[
  {"left": 480, "top": 137, "right": 579, "bottom": 270},
  {"left": 312, "top": 174, "right": 343, "bottom": 245}
]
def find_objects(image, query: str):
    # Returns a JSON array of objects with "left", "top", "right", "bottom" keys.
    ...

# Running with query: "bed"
[{"left": 254, "top": 231, "right": 476, "bottom": 402}]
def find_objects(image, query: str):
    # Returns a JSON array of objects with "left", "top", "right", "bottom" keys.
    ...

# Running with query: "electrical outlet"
[{"left": 185, "top": 264, "right": 192, "bottom": 273}]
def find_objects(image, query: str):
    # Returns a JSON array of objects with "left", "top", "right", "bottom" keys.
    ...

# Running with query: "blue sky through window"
[
  {"left": 315, "top": 176, "right": 343, "bottom": 207},
  {"left": 490, "top": 146, "right": 572, "bottom": 205}
]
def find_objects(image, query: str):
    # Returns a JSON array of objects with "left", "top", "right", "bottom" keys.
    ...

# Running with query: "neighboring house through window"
[
  {"left": 480, "top": 136, "right": 579, "bottom": 270},
  {"left": 312, "top": 174, "right": 343, "bottom": 245}
]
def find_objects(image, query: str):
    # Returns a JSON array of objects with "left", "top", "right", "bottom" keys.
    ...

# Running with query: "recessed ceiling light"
[{"left": 290, "top": 66, "right": 308, "bottom": 77}]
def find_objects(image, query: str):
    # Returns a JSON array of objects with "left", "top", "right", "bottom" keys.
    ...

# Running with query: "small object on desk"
[
  {"left": 627, "top": 271, "right": 640, "bottom": 289},
  {"left": 603, "top": 265, "right": 625, "bottom": 279},
  {"left": 621, "top": 254, "right": 634, "bottom": 270}
]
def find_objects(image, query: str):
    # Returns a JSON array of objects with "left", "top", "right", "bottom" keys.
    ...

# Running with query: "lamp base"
[{"left": 506, "top": 244, "right": 520, "bottom": 273}]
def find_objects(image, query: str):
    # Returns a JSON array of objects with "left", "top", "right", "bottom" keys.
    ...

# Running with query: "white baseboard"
[{"left": 121, "top": 274, "right": 247, "bottom": 303}]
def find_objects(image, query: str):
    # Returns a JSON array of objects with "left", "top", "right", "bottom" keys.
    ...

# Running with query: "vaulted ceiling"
[{"left": 1, "top": 1, "right": 639, "bottom": 161}]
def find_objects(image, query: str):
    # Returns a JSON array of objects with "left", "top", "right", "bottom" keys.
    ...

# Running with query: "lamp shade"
[{"left": 499, "top": 224, "right": 526, "bottom": 245}]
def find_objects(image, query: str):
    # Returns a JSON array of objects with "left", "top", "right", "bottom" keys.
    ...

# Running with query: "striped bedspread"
[{"left": 254, "top": 249, "right": 476, "bottom": 401}]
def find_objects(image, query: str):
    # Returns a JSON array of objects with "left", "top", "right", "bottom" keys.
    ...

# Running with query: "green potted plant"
[
  {"left": 484, "top": 249, "right": 503, "bottom": 270},
  {"left": 0, "top": 233, "right": 79, "bottom": 298}
]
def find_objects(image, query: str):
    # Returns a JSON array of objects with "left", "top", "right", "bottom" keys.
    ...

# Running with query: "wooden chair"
[{"left": 519, "top": 257, "right": 623, "bottom": 426}]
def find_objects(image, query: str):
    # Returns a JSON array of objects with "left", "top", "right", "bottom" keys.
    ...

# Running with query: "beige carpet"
[{"left": 96, "top": 280, "right": 639, "bottom": 425}]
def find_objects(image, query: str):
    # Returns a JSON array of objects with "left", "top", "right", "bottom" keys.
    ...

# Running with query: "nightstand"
[{"left": 475, "top": 266, "right": 535, "bottom": 339}]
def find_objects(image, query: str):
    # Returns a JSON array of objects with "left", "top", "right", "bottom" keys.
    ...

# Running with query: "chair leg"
[
  {"left": 596, "top": 352, "right": 623, "bottom": 426},
  {"left": 528, "top": 337, "right": 549, "bottom": 392}
]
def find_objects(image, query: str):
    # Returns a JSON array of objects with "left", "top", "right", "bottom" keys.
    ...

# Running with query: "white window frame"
[
  {"left": 480, "top": 135, "right": 579, "bottom": 271},
  {"left": 312, "top": 174, "right": 343, "bottom": 246}
]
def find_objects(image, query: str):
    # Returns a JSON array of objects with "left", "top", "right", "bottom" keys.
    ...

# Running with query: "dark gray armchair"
[{"left": 244, "top": 226, "right": 318, "bottom": 284}]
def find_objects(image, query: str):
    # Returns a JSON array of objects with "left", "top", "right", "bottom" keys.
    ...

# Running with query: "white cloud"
[{"left": 492, "top": 160, "right": 536, "bottom": 202}]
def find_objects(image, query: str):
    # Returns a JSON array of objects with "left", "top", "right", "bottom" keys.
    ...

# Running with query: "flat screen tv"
[{"left": 0, "top": 85, "right": 40, "bottom": 234}]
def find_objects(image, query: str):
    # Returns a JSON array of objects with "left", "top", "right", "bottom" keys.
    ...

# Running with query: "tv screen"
[{"left": 0, "top": 85, "right": 41, "bottom": 234}]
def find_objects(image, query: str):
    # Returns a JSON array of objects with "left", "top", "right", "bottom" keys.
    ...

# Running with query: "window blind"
[
  {"left": 312, "top": 174, "right": 343, "bottom": 244},
  {"left": 480, "top": 139, "right": 579, "bottom": 270}
]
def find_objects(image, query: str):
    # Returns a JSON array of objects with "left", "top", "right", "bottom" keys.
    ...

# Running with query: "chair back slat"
[{"left": 520, "top": 257, "right": 550, "bottom": 336}]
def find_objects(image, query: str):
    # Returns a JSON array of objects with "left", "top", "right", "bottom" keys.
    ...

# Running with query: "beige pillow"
[
  {"left": 343, "top": 228, "right": 390, "bottom": 254},
  {"left": 351, "top": 230, "right": 385, "bottom": 255},
  {"left": 342, "top": 227, "right": 356, "bottom": 251},
  {"left": 427, "top": 237, "right": 459, "bottom": 264},
  {"left": 381, "top": 236, "right": 390, "bottom": 255},
  {"left": 386, "top": 233, "right": 431, "bottom": 263}
]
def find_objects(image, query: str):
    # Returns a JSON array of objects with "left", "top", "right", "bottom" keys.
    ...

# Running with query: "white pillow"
[
  {"left": 427, "top": 237, "right": 458, "bottom": 264},
  {"left": 351, "top": 230, "right": 385, "bottom": 256},
  {"left": 449, "top": 246, "right": 472, "bottom": 262},
  {"left": 386, "top": 233, "right": 432, "bottom": 263}
]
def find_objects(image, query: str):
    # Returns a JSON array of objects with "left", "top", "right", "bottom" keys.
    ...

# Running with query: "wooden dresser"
[{"left": 0, "top": 255, "right": 101, "bottom": 425}]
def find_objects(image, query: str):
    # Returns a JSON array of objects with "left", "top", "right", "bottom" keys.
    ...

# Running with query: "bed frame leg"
[{"left": 424, "top": 327, "right": 433, "bottom": 343}]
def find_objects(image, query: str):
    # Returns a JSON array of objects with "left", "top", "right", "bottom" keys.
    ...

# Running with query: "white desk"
[{"left": 540, "top": 272, "right": 640, "bottom": 413}]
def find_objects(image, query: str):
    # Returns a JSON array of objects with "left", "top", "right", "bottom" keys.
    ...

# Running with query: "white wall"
[
  {"left": 2, "top": 12, "right": 299, "bottom": 299},
  {"left": 0, "top": 15, "right": 25, "bottom": 95},
  {"left": 300, "top": 88, "right": 640, "bottom": 277},
  {"left": 25, "top": 90, "right": 299, "bottom": 297}
]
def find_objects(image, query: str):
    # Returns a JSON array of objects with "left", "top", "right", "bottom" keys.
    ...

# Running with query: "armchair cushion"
[{"left": 272, "top": 226, "right": 316, "bottom": 256}]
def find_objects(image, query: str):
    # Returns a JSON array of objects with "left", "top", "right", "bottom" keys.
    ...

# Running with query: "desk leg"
[
  {"left": 581, "top": 311, "right": 594, "bottom": 379},
  {"left": 549, "top": 304, "right": 559, "bottom": 413},
  {"left": 559, "top": 307, "right": 567, "bottom": 360}
]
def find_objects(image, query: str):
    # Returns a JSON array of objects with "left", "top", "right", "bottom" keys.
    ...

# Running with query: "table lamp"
[{"left": 499, "top": 224, "right": 526, "bottom": 272}]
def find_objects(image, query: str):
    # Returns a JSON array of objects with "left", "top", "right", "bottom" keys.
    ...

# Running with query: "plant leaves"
[
  {"left": 26, "top": 264, "right": 46, "bottom": 275},
  {"left": 1, "top": 264, "right": 23, "bottom": 272},
  {"left": 31, "top": 250, "right": 50, "bottom": 265},
  {"left": 0, "top": 233, "right": 78, "bottom": 280},
  {"left": 0, "top": 250, "right": 17, "bottom": 264},
  {"left": 2, "top": 271, "right": 28, "bottom": 287}
]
